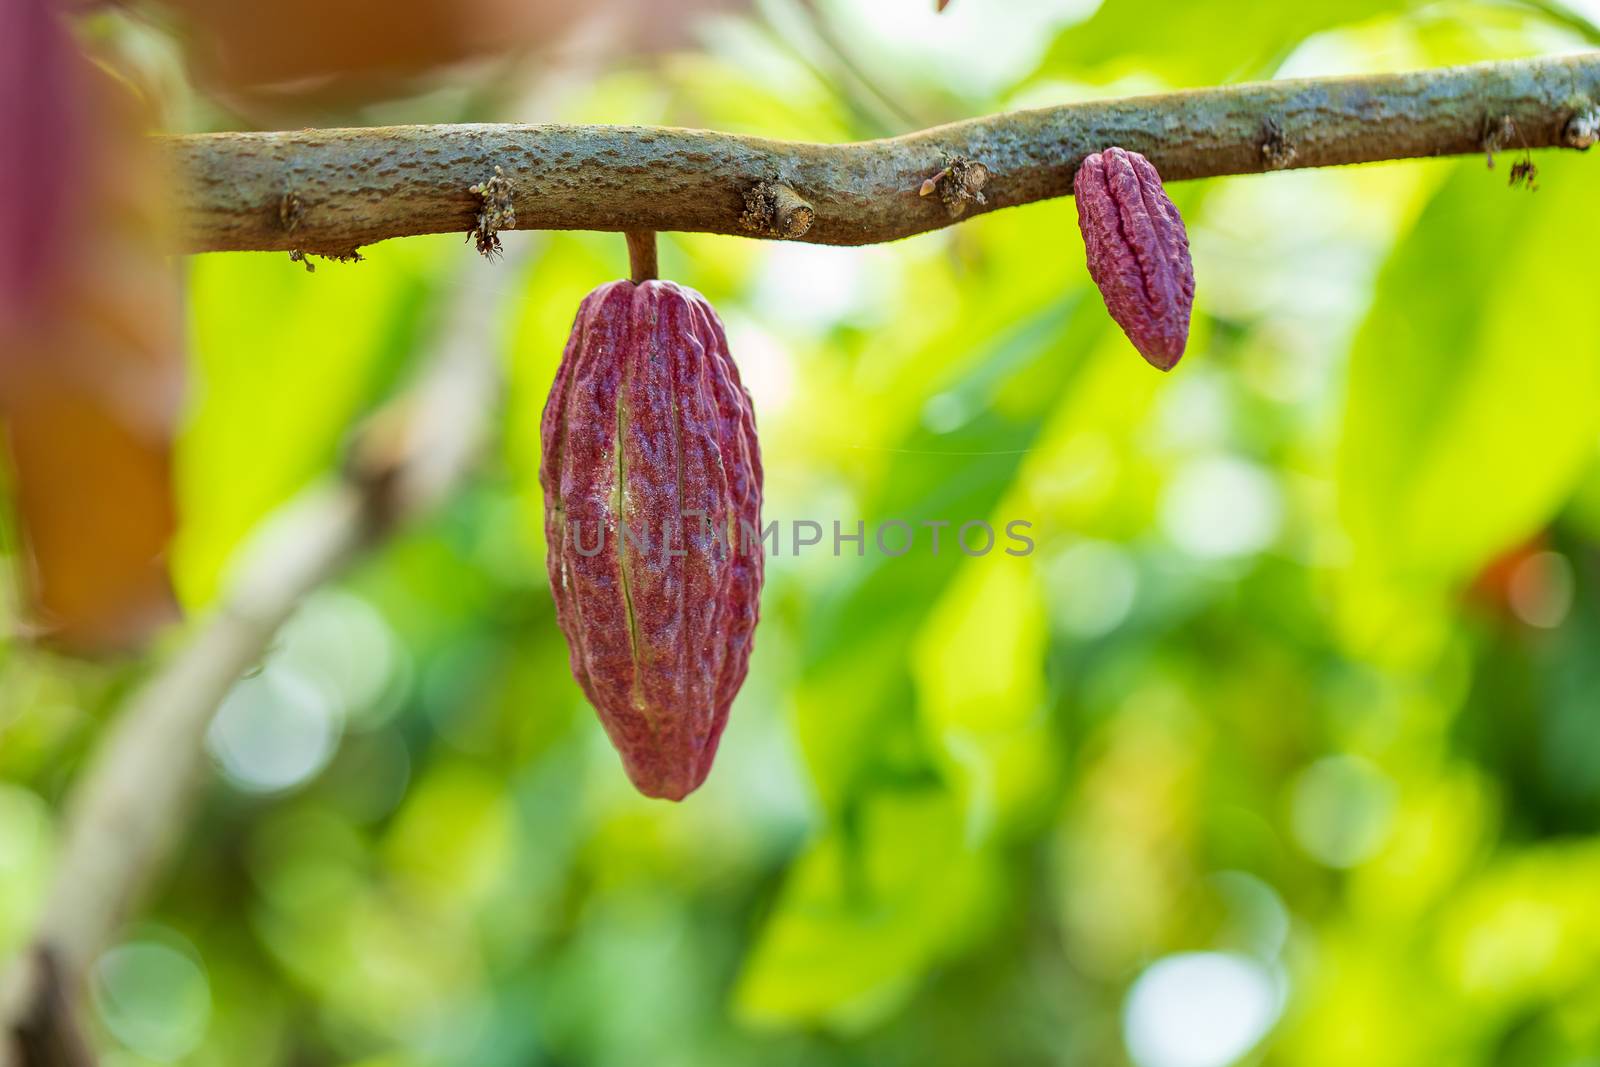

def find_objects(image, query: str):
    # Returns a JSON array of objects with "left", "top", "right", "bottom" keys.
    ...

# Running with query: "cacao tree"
[{"left": 3, "top": 2, "right": 1600, "bottom": 1065}]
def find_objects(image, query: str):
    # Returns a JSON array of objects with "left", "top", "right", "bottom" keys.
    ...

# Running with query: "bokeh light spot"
[
  {"left": 91, "top": 934, "right": 212, "bottom": 1062},
  {"left": 1160, "top": 456, "right": 1282, "bottom": 560},
  {"left": 1507, "top": 550, "right": 1574, "bottom": 629},
  {"left": 207, "top": 664, "right": 340, "bottom": 794},
  {"left": 1123, "top": 952, "right": 1283, "bottom": 1067},
  {"left": 275, "top": 589, "right": 406, "bottom": 730},
  {"left": 1046, "top": 540, "right": 1139, "bottom": 637},
  {"left": 1289, "top": 755, "right": 1397, "bottom": 868}
]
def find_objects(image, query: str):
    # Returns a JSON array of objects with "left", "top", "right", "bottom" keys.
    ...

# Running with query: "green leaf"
[
  {"left": 173, "top": 243, "right": 448, "bottom": 607},
  {"left": 1029, "top": 0, "right": 1418, "bottom": 85},
  {"left": 911, "top": 554, "right": 1054, "bottom": 838},
  {"left": 1335, "top": 156, "right": 1600, "bottom": 659},
  {"left": 1337, "top": 157, "right": 1600, "bottom": 591},
  {"left": 793, "top": 293, "right": 1100, "bottom": 815},
  {"left": 733, "top": 786, "right": 1001, "bottom": 1030}
]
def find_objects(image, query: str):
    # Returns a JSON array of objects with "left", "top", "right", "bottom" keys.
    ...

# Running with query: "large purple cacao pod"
[
  {"left": 540, "top": 279, "right": 764, "bottom": 800},
  {"left": 1074, "top": 146, "right": 1196, "bottom": 371}
]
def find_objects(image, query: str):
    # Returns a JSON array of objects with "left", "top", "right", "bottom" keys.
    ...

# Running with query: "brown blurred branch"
[
  {"left": 0, "top": 253, "right": 507, "bottom": 1066},
  {"left": 8, "top": 952, "right": 92, "bottom": 1067},
  {"left": 165, "top": 53, "right": 1600, "bottom": 256}
]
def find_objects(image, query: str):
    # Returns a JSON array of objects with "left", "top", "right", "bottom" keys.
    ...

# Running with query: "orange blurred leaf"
[
  {"left": 0, "top": 8, "right": 183, "bottom": 654},
  {"left": 155, "top": 0, "right": 750, "bottom": 102}
]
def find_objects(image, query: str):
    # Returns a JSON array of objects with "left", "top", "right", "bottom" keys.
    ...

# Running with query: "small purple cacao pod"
[
  {"left": 1074, "top": 147, "right": 1195, "bottom": 371},
  {"left": 540, "top": 279, "right": 764, "bottom": 800}
]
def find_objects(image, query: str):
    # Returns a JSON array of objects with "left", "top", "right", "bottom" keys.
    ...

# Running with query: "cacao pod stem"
[{"left": 625, "top": 231, "right": 658, "bottom": 283}]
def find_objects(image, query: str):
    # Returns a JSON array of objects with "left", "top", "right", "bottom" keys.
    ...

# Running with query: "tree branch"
[{"left": 167, "top": 53, "right": 1600, "bottom": 256}]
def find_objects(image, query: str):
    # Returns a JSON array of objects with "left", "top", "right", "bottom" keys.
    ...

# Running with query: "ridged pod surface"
[
  {"left": 1074, "top": 146, "right": 1196, "bottom": 371},
  {"left": 540, "top": 279, "right": 763, "bottom": 800}
]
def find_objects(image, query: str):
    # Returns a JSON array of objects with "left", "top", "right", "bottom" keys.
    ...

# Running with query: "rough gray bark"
[{"left": 165, "top": 53, "right": 1600, "bottom": 256}]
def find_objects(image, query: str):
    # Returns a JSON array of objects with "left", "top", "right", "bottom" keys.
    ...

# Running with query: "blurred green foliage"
[{"left": 6, "top": 1, "right": 1600, "bottom": 1064}]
